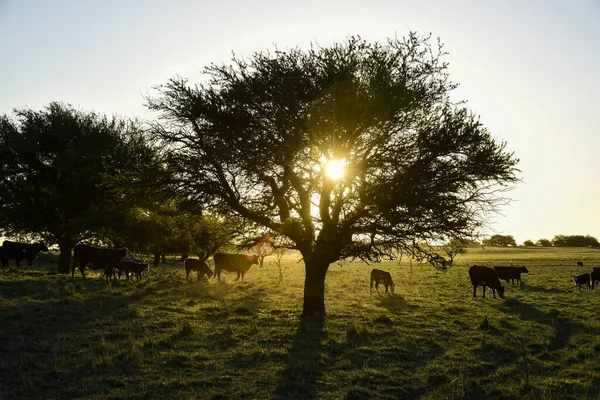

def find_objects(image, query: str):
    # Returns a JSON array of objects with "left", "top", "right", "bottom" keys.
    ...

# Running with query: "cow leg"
[
  {"left": 492, "top": 289, "right": 496, "bottom": 299},
  {"left": 385, "top": 284, "right": 389, "bottom": 294},
  {"left": 241, "top": 272, "right": 245, "bottom": 281},
  {"left": 482, "top": 286, "right": 486, "bottom": 298},
  {"left": 370, "top": 278, "right": 374, "bottom": 294},
  {"left": 472, "top": 286, "right": 477, "bottom": 298},
  {"left": 236, "top": 272, "right": 240, "bottom": 281}
]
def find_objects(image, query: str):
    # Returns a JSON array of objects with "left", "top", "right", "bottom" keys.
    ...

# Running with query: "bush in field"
[
  {"left": 482, "top": 234, "right": 517, "bottom": 247},
  {"left": 535, "top": 238, "right": 552, "bottom": 247},
  {"left": 522, "top": 240, "right": 534, "bottom": 247}
]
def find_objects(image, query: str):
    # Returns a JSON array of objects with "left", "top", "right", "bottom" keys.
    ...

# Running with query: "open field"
[{"left": 1, "top": 247, "right": 600, "bottom": 399}]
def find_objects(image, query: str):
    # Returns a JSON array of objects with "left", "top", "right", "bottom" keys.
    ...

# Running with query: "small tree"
[
  {"left": 522, "top": 240, "right": 534, "bottom": 247},
  {"left": 535, "top": 238, "right": 552, "bottom": 247},
  {"left": 482, "top": 234, "right": 517, "bottom": 247},
  {"left": 441, "top": 238, "right": 468, "bottom": 267}
]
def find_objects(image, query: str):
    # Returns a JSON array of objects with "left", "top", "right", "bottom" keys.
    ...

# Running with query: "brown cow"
[
  {"left": 184, "top": 258, "right": 213, "bottom": 282},
  {"left": 213, "top": 253, "right": 258, "bottom": 282},
  {"left": 469, "top": 265, "right": 505, "bottom": 299}
]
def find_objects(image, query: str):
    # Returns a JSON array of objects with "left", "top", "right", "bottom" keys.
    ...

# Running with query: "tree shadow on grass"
[
  {"left": 518, "top": 284, "right": 565, "bottom": 295},
  {"left": 274, "top": 316, "right": 326, "bottom": 400},
  {"left": 500, "top": 298, "right": 587, "bottom": 351},
  {"left": 374, "top": 293, "right": 419, "bottom": 314}
]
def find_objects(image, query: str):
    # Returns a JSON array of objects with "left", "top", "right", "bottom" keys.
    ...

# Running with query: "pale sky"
[{"left": 1, "top": 0, "right": 599, "bottom": 244}]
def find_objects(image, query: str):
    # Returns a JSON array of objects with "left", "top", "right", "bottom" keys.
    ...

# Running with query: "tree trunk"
[
  {"left": 153, "top": 252, "right": 160, "bottom": 267},
  {"left": 161, "top": 253, "right": 166, "bottom": 264},
  {"left": 301, "top": 260, "right": 329, "bottom": 318},
  {"left": 57, "top": 235, "right": 72, "bottom": 274}
]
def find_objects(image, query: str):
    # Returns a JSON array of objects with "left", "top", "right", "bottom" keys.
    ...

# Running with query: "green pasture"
[{"left": 1, "top": 246, "right": 599, "bottom": 399}]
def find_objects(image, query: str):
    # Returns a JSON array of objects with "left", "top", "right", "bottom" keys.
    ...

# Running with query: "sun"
[{"left": 324, "top": 159, "right": 345, "bottom": 181}]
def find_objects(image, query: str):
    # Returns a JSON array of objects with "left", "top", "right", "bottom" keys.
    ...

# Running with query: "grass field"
[{"left": 1, "top": 246, "right": 600, "bottom": 399}]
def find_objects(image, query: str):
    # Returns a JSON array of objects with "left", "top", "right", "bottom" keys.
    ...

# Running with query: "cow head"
[
  {"left": 119, "top": 247, "right": 135, "bottom": 261},
  {"left": 497, "top": 285, "right": 505, "bottom": 299},
  {"left": 251, "top": 255, "right": 259, "bottom": 265},
  {"left": 571, "top": 275, "right": 578, "bottom": 284},
  {"left": 37, "top": 242, "right": 49, "bottom": 252},
  {"left": 520, "top": 266, "right": 529, "bottom": 273},
  {"left": 390, "top": 282, "right": 397, "bottom": 294}
]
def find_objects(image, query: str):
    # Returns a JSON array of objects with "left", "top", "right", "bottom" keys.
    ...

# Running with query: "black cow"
[
  {"left": 577, "top": 261, "right": 584, "bottom": 267},
  {"left": 213, "top": 253, "right": 258, "bottom": 282},
  {"left": 117, "top": 260, "right": 150, "bottom": 282},
  {"left": 591, "top": 267, "right": 600, "bottom": 290},
  {"left": 71, "top": 244, "right": 133, "bottom": 281},
  {"left": 493, "top": 266, "right": 529, "bottom": 284},
  {"left": 571, "top": 273, "right": 590, "bottom": 292},
  {"left": 469, "top": 265, "right": 505, "bottom": 299},
  {"left": 1, "top": 240, "right": 48, "bottom": 268},
  {"left": 370, "top": 268, "right": 396, "bottom": 294},
  {"left": 184, "top": 258, "right": 213, "bottom": 282}
]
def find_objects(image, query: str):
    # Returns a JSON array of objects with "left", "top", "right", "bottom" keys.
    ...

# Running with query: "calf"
[
  {"left": 213, "top": 253, "right": 258, "bottom": 282},
  {"left": 370, "top": 269, "right": 396, "bottom": 294},
  {"left": 469, "top": 265, "right": 505, "bottom": 299},
  {"left": 493, "top": 266, "right": 529, "bottom": 284},
  {"left": 72, "top": 244, "right": 133, "bottom": 281},
  {"left": 571, "top": 273, "right": 590, "bottom": 292},
  {"left": 577, "top": 261, "right": 584, "bottom": 267},
  {"left": 184, "top": 258, "right": 213, "bottom": 282},
  {"left": 1, "top": 240, "right": 48, "bottom": 268},
  {"left": 591, "top": 267, "right": 600, "bottom": 290},
  {"left": 117, "top": 260, "right": 150, "bottom": 282}
]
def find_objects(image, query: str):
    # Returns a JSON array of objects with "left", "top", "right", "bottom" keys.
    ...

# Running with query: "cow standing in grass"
[
  {"left": 213, "top": 253, "right": 258, "bottom": 282},
  {"left": 71, "top": 244, "right": 133, "bottom": 281},
  {"left": 117, "top": 260, "right": 150, "bottom": 282},
  {"left": 571, "top": 273, "right": 590, "bottom": 292},
  {"left": 469, "top": 265, "right": 505, "bottom": 299},
  {"left": 1, "top": 240, "right": 48, "bottom": 268},
  {"left": 591, "top": 267, "right": 600, "bottom": 289},
  {"left": 370, "top": 269, "right": 396, "bottom": 294},
  {"left": 184, "top": 258, "right": 213, "bottom": 282},
  {"left": 493, "top": 266, "right": 529, "bottom": 284}
]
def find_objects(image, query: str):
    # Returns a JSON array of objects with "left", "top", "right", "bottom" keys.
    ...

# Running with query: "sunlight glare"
[{"left": 325, "top": 159, "right": 344, "bottom": 181}]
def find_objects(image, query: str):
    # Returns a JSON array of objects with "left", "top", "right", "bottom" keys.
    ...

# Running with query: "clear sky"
[{"left": 1, "top": 0, "right": 599, "bottom": 244}]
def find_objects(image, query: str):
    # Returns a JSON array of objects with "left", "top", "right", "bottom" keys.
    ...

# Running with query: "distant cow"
[
  {"left": 72, "top": 244, "right": 133, "bottom": 281},
  {"left": 577, "top": 261, "right": 584, "bottom": 267},
  {"left": 591, "top": 267, "right": 600, "bottom": 290},
  {"left": 370, "top": 269, "right": 396, "bottom": 294},
  {"left": 184, "top": 258, "right": 213, "bottom": 282},
  {"left": 571, "top": 273, "right": 590, "bottom": 292},
  {"left": 117, "top": 260, "right": 150, "bottom": 282},
  {"left": 469, "top": 265, "right": 505, "bottom": 299},
  {"left": 1, "top": 240, "right": 48, "bottom": 268},
  {"left": 493, "top": 266, "right": 529, "bottom": 284},
  {"left": 213, "top": 253, "right": 258, "bottom": 282}
]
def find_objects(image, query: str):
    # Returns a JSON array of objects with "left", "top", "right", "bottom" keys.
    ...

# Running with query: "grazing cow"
[
  {"left": 591, "top": 267, "right": 600, "bottom": 290},
  {"left": 1, "top": 240, "right": 49, "bottom": 268},
  {"left": 117, "top": 260, "right": 150, "bottom": 282},
  {"left": 577, "top": 261, "right": 584, "bottom": 267},
  {"left": 571, "top": 273, "right": 591, "bottom": 292},
  {"left": 71, "top": 244, "right": 133, "bottom": 281},
  {"left": 469, "top": 265, "right": 505, "bottom": 299},
  {"left": 493, "top": 266, "right": 529, "bottom": 284},
  {"left": 370, "top": 269, "right": 396, "bottom": 294},
  {"left": 213, "top": 253, "right": 258, "bottom": 282},
  {"left": 184, "top": 258, "right": 213, "bottom": 282}
]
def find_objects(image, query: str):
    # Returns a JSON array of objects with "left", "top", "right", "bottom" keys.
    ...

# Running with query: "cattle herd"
[{"left": 1, "top": 240, "right": 600, "bottom": 296}]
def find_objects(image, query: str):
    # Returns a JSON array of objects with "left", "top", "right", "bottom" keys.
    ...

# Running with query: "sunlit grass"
[{"left": 1, "top": 246, "right": 600, "bottom": 398}]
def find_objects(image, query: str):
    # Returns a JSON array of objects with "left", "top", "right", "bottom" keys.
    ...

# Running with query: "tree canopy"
[
  {"left": 482, "top": 234, "right": 517, "bottom": 247},
  {"left": 147, "top": 33, "right": 520, "bottom": 316},
  {"left": 0, "top": 102, "right": 158, "bottom": 272},
  {"left": 551, "top": 234, "right": 599, "bottom": 247}
]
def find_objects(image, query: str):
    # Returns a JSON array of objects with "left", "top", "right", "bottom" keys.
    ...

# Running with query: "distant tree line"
[{"left": 484, "top": 234, "right": 600, "bottom": 248}]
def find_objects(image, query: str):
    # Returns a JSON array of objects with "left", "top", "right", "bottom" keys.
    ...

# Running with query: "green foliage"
[
  {"left": 551, "top": 234, "right": 599, "bottom": 247},
  {"left": 482, "top": 234, "right": 517, "bottom": 247},
  {"left": 535, "top": 238, "right": 552, "bottom": 247},
  {"left": 148, "top": 33, "right": 519, "bottom": 315},
  {"left": 522, "top": 240, "right": 535, "bottom": 246},
  {"left": 0, "top": 102, "right": 159, "bottom": 270}
]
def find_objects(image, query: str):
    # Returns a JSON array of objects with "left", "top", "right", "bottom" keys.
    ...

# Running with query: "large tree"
[
  {"left": 147, "top": 34, "right": 519, "bottom": 317},
  {"left": 0, "top": 102, "right": 158, "bottom": 272}
]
